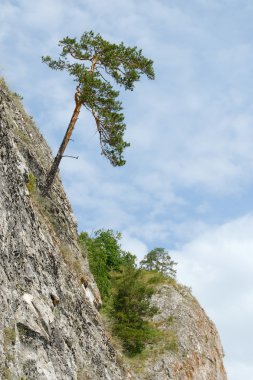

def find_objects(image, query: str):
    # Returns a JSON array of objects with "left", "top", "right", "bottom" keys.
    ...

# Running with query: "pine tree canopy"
[
  {"left": 42, "top": 31, "right": 155, "bottom": 167},
  {"left": 140, "top": 248, "right": 177, "bottom": 278}
]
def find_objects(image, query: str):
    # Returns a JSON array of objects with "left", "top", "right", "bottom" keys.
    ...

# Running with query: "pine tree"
[
  {"left": 140, "top": 248, "right": 177, "bottom": 278},
  {"left": 111, "top": 267, "right": 158, "bottom": 355},
  {"left": 42, "top": 31, "right": 155, "bottom": 195},
  {"left": 79, "top": 229, "right": 136, "bottom": 302}
]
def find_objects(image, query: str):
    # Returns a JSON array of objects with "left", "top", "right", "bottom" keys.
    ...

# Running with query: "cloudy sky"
[{"left": 1, "top": 0, "right": 253, "bottom": 377}]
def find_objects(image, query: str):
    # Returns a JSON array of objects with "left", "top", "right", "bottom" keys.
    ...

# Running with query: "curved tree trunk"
[{"left": 42, "top": 100, "right": 82, "bottom": 196}]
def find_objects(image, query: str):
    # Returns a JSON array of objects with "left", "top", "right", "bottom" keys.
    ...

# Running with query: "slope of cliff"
[
  {"left": 0, "top": 79, "right": 129, "bottom": 380},
  {"left": 0, "top": 78, "right": 227, "bottom": 380},
  {"left": 129, "top": 281, "right": 227, "bottom": 380}
]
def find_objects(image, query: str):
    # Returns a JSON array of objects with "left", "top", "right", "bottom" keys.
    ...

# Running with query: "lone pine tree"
[
  {"left": 140, "top": 248, "right": 177, "bottom": 278},
  {"left": 42, "top": 31, "right": 155, "bottom": 195}
]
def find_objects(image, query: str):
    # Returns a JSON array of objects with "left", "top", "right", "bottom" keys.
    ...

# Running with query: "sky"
[{"left": 1, "top": 0, "right": 253, "bottom": 378}]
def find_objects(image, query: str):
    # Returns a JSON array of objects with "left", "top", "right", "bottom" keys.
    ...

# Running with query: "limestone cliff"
[
  {"left": 0, "top": 78, "right": 227, "bottom": 380},
  {"left": 130, "top": 283, "right": 227, "bottom": 380},
  {"left": 0, "top": 79, "right": 128, "bottom": 379}
]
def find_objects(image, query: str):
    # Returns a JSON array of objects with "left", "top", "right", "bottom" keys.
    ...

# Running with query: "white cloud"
[
  {"left": 120, "top": 233, "right": 148, "bottom": 261},
  {"left": 173, "top": 214, "right": 253, "bottom": 379},
  {"left": 226, "top": 361, "right": 253, "bottom": 380}
]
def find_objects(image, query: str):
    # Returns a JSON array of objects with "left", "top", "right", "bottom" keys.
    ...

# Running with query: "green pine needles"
[{"left": 42, "top": 31, "right": 155, "bottom": 195}]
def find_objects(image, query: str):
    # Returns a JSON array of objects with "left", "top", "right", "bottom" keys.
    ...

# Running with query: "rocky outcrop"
[
  {"left": 0, "top": 78, "right": 227, "bottom": 380},
  {"left": 0, "top": 79, "right": 128, "bottom": 379},
  {"left": 131, "top": 282, "right": 227, "bottom": 380}
]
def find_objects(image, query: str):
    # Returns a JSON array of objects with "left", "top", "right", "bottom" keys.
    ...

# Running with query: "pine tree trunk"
[{"left": 42, "top": 100, "right": 82, "bottom": 196}]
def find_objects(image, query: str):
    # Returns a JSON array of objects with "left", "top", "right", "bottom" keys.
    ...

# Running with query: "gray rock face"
[
  {"left": 131, "top": 283, "right": 227, "bottom": 380},
  {"left": 0, "top": 80, "right": 128, "bottom": 380},
  {"left": 0, "top": 78, "right": 227, "bottom": 380}
]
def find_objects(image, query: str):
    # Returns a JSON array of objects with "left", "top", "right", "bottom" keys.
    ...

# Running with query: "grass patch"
[
  {"left": 125, "top": 327, "right": 178, "bottom": 375},
  {"left": 167, "top": 315, "right": 174, "bottom": 325},
  {"left": 0, "top": 77, "right": 25, "bottom": 114},
  {"left": 25, "top": 172, "right": 86, "bottom": 285},
  {"left": 29, "top": 190, "right": 86, "bottom": 282},
  {"left": 3, "top": 327, "right": 16, "bottom": 364},
  {"left": 29, "top": 190, "right": 66, "bottom": 239},
  {"left": 0, "top": 77, "right": 11, "bottom": 93},
  {"left": 141, "top": 270, "right": 177, "bottom": 290},
  {"left": 26, "top": 173, "right": 36, "bottom": 194},
  {"left": 14, "top": 128, "right": 31, "bottom": 145},
  {"left": 12, "top": 92, "right": 23, "bottom": 101},
  {"left": 60, "top": 244, "right": 87, "bottom": 284},
  {"left": 4, "top": 327, "right": 16, "bottom": 346},
  {"left": 1, "top": 366, "right": 12, "bottom": 380},
  {"left": 77, "top": 367, "right": 93, "bottom": 380},
  {"left": 0, "top": 77, "right": 40, "bottom": 148}
]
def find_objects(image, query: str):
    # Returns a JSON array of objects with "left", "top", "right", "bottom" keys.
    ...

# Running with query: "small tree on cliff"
[
  {"left": 140, "top": 248, "right": 177, "bottom": 278},
  {"left": 42, "top": 31, "right": 155, "bottom": 195}
]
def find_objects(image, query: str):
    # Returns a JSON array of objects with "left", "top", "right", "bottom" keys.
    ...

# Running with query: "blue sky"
[{"left": 1, "top": 0, "right": 253, "bottom": 378}]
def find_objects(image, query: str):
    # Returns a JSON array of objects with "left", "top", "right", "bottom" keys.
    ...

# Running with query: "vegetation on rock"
[
  {"left": 79, "top": 230, "right": 135, "bottom": 300},
  {"left": 26, "top": 173, "right": 37, "bottom": 194},
  {"left": 110, "top": 266, "right": 158, "bottom": 355},
  {"left": 79, "top": 229, "right": 177, "bottom": 356},
  {"left": 140, "top": 247, "right": 177, "bottom": 278}
]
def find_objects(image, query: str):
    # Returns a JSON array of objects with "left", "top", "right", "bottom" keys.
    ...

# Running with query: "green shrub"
[
  {"left": 79, "top": 231, "right": 111, "bottom": 300},
  {"left": 79, "top": 229, "right": 179, "bottom": 357},
  {"left": 79, "top": 230, "right": 136, "bottom": 303},
  {"left": 110, "top": 267, "right": 158, "bottom": 356}
]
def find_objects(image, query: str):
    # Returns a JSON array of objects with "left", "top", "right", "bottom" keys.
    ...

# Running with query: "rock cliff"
[
  {"left": 0, "top": 79, "right": 128, "bottom": 380},
  {"left": 130, "top": 283, "right": 227, "bottom": 380},
  {"left": 0, "top": 78, "right": 227, "bottom": 380}
]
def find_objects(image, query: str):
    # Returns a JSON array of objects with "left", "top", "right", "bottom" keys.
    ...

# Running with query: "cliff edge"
[
  {"left": 130, "top": 282, "right": 227, "bottom": 380},
  {"left": 0, "top": 79, "right": 128, "bottom": 379},
  {"left": 0, "top": 78, "right": 227, "bottom": 380}
]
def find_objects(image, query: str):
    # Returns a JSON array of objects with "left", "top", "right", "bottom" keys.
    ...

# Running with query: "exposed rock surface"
[
  {"left": 131, "top": 283, "right": 227, "bottom": 380},
  {"left": 0, "top": 78, "right": 227, "bottom": 380},
  {"left": 0, "top": 79, "right": 128, "bottom": 380}
]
